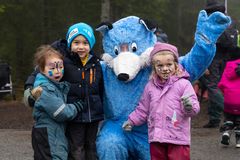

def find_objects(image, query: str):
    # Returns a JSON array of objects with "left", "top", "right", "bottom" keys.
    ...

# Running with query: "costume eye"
[
  {"left": 131, "top": 42, "right": 137, "bottom": 52},
  {"left": 114, "top": 46, "right": 119, "bottom": 55}
]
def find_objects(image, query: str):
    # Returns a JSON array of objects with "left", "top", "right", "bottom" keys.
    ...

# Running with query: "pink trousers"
[{"left": 150, "top": 142, "right": 190, "bottom": 160}]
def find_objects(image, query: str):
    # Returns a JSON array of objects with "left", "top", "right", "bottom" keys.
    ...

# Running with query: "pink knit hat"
[{"left": 150, "top": 42, "right": 179, "bottom": 62}]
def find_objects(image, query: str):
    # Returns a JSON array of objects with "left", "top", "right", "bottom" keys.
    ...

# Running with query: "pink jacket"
[
  {"left": 218, "top": 59, "right": 240, "bottom": 115},
  {"left": 128, "top": 70, "right": 200, "bottom": 145}
]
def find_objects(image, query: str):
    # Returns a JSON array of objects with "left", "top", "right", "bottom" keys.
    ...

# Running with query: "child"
[
  {"left": 24, "top": 23, "right": 104, "bottom": 160},
  {"left": 122, "top": 42, "right": 200, "bottom": 160},
  {"left": 64, "top": 22, "right": 104, "bottom": 160},
  {"left": 31, "top": 45, "right": 85, "bottom": 160},
  {"left": 218, "top": 58, "right": 240, "bottom": 148}
]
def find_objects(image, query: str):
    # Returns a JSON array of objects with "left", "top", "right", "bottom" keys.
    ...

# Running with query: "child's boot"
[{"left": 221, "top": 131, "right": 230, "bottom": 145}]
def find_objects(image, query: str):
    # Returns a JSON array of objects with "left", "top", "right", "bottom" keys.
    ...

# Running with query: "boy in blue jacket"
[{"left": 31, "top": 45, "right": 84, "bottom": 160}]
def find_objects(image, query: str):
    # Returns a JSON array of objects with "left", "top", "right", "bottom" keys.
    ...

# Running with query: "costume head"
[
  {"left": 66, "top": 22, "right": 96, "bottom": 49},
  {"left": 96, "top": 16, "right": 157, "bottom": 81}
]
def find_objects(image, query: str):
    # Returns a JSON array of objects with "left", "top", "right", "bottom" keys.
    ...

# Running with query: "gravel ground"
[
  {"left": 0, "top": 100, "right": 240, "bottom": 160},
  {"left": 1, "top": 128, "right": 240, "bottom": 160},
  {"left": 0, "top": 129, "right": 32, "bottom": 160}
]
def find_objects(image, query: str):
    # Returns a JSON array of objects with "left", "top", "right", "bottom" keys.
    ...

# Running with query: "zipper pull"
[
  {"left": 82, "top": 70, "right": 85, "bottom": 80},
  {"left": 90, "top": 68, "right": 93, "bottom": 84},
  {"left": 94, "top": 68, "right": 96, "bottom": 82}
]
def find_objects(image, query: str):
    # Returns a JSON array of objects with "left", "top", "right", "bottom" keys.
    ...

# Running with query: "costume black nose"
[{"left": 117, "top": 73, "right": 129, "bottom": 81}]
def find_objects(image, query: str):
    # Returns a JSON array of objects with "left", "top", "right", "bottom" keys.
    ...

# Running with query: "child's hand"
[
  {"left": 122, "top": 120, "right": 133, "bottom": 131},
  {"left": 181, "top": 94, "right": 193, "bottom": 112},
  {"left": 204, "top": 69, "right": 210, "bottom": 76},
  {"left": 31, "top": 86, "right": 43, "bottom": 100}
]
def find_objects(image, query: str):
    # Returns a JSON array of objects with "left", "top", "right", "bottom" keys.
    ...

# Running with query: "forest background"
[{"left": 0, "top": 0, "right": 239, "bottom": 99}]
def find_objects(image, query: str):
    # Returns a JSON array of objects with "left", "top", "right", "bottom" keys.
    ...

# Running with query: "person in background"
[
  {"left": 201, "top": 0, "right": 238, "bottom": 128},
  {"left": 122, "top": 42, "right": 200, "bottom": 160},
  {"left": 24, "top": 23, "right": 104, "bottom": 160},
  {"left": 154, "top": 27, "right": 169, "bottom": 43},
  {"left": 30, "top": 45, "right": 85, "bottom": 160},
  {"left": 218, "top": 58, "right": 240, "bottom": 148}
]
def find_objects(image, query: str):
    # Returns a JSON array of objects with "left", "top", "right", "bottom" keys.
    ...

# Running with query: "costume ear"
[
  {"left": 139, "top": 18, "right": 157, "bottom": 32},
  {"left": 96, "top": 22, "right": 113, "bottom": 35}
]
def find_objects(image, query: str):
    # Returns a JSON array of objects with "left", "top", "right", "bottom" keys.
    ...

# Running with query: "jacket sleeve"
[
  {"left": 181, "top": 81, "right": 200, "bottom": 117},
  {"left": 23, "top": 68, "right": 40, "bottom": 107},
  {"left": 128, "top": 85, "right": 150, "bottom": 126},
  {"left": 34, "top": 86, "right": 78, "bottom": 122},
  {"left": 24, "top": 68, "right": 39, "bottom": 89}
]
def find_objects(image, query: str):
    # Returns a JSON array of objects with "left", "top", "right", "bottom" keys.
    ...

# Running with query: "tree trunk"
[
  {"left": 101, "top": 0, "right": 110, "bottom": 22},
  {"left": 42, "top": 0, "right": 49, "bottom": 43}
]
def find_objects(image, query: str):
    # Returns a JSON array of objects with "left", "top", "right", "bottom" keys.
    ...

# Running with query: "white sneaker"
[{"left": 236, "top": 143, "right": 240, "bottom": 148}]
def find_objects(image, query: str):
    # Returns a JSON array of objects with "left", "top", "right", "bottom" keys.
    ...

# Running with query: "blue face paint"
[{"left": 48, "top": 70, "right": 54, "bottom": 77}]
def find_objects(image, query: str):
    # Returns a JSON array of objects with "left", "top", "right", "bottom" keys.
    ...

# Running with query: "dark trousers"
[
  {"left": 199, "top": 59, "right": 224, "bottom": 123},
  {"left": 221, "top": 112, "right": 240, "bottom": 134},
  {"left": 32, "top": 127, "right": 52, "bottom": 160},
  {"left": 66, "top": 121, "right": 99, "bottom": 160},
  {"left": 150, "top": 142, "right": 190, "bottom": 160}
]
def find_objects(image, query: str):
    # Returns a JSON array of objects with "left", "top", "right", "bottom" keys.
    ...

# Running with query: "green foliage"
[
  {"left": 0, "top": 0, "right": 101, "bottom": 88},
  {"left": 0, "top": 0, "right": 239, "bottom": 94},
  {"left": 0, "top": 4, "right": 6, "bottom": 13}
]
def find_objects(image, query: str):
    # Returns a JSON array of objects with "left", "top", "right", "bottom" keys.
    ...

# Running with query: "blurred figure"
[
  {"left": 218, "top": 58, "right": 240, "bottom": 148},
  {"left": 201, "top": 0, "right": 238, "bottom": 128},
  {"left": 154, "top": 27, "right": 169, "bottom": 43}
]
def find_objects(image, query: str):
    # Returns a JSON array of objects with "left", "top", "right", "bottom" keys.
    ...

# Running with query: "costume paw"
[{"left": 195, "top": 10, "right": 231, "bottom": 44}]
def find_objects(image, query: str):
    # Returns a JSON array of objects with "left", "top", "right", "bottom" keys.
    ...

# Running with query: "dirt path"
[{"left": 0, "top": 101, "right": 240, "bottom": 160}]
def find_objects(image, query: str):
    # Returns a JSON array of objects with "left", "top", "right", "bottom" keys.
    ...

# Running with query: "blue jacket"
[{"left": 33, "top": 73, "right": 78, "bottom": 159}]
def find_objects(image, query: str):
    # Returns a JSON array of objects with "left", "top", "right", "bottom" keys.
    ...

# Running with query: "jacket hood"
[{"left": 34, "top": 73, "right": 70, "bottom": 92}]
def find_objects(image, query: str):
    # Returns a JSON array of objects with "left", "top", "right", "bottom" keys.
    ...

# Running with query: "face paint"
[
  {"left": 153, "top": 54, "right": 176, "bottom": 81},
  {"left": 43, "top": 58, "right": 64, "bottom": 82},
  {"left": 48, "top": 70, "right": 54, "bottom": 77}
]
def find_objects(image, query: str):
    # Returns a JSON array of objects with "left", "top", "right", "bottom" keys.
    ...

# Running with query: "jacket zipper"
[{"left": 82, "top": 67, "right": 92, "bottom": 122}]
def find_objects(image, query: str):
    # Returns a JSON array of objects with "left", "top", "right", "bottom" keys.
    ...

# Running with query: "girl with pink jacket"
[
  {"left": 218, "top": 58, "right": 240, "bottom": 148},
  {"left": 122, "top": 42, "right": 200, "bottom": 160}
]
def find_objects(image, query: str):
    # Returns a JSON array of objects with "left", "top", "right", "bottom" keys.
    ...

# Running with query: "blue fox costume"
[{"left": 95, "top": 10, "right": 231, "bottom": 160}]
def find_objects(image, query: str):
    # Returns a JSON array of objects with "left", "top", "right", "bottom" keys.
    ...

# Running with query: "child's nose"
[{"left": 162, "top": 66, "right": 168, "bottom": 71}]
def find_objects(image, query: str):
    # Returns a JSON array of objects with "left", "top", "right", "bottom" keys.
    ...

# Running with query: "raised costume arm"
[{"left": 179, "top": 10, "right": 231, "bottom": 82}]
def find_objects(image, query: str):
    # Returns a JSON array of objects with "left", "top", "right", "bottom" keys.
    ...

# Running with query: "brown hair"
[{"left": 34, "top": 45, "right": 63, "bottom": 72}]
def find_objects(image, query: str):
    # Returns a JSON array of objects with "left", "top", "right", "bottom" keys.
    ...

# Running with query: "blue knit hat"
[{"left": 66, "top": 23, "right": 96, "bottom": 49}]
